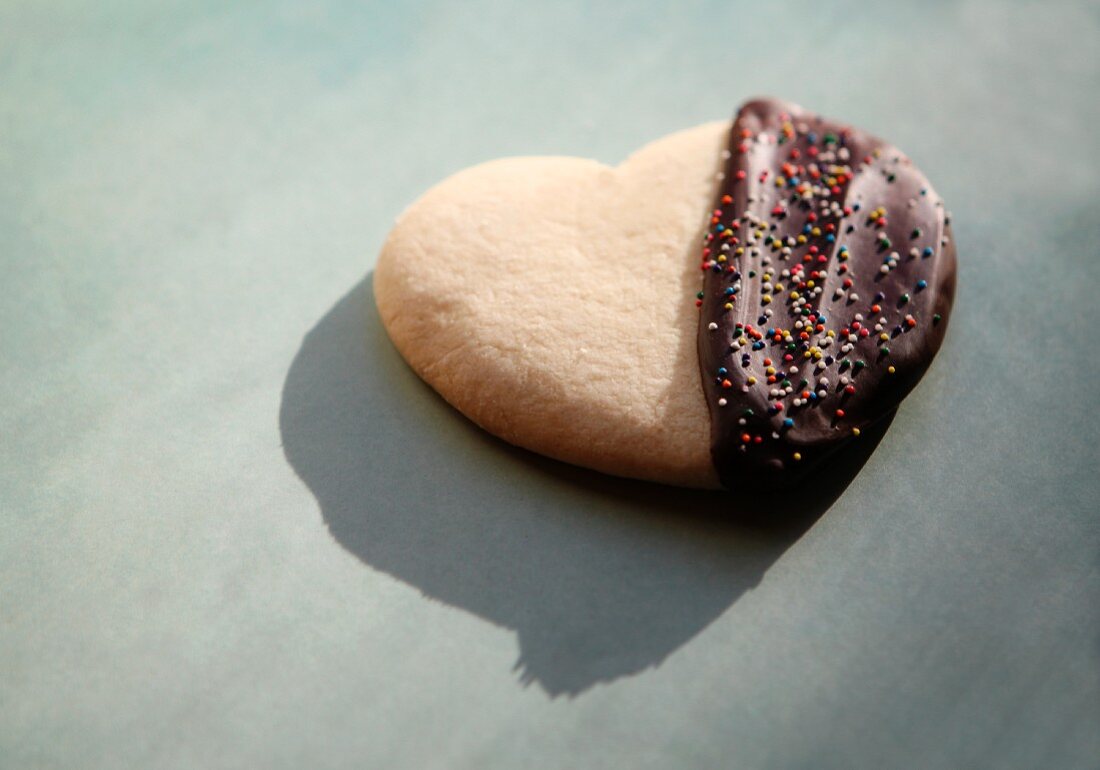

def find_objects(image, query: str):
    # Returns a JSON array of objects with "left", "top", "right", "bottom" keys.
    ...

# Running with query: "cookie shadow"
[{"left": 279, "top": 274, "right": 890, "bottom": 697}]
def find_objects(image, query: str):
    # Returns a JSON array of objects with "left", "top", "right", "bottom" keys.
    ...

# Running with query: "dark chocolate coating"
[{"left": 697, "top": 98, "right": 956, "bottom": 488}]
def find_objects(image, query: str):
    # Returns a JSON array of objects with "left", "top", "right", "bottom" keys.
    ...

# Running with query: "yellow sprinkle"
[
  {"left": 775, "top": 284, "right": 784, "bottom": 292},
  {"left": 724, "top": 302, "right": 733, "bottom": 311},
  {"left": 790, "top": 291, "right": 800, "bottom": 300},
  {"left": 762, "top": 295, "right": 772, "bottom": 304},
  {"left": 766, "top": 366, "right": 776, "bottom": 375},
  {"left": 826, "top": 330, "right": 836, "bottom": 338},
  {"left": 888, "top": 365, "right": 896, "bottom": 374},
  {"left": 852, "top": 428, "right": 861, "bottom": 437},
  {"left": 797, "top": 235, "right": 807, "bottom": 244},
  {"left": 747, "top": 376, "right": 757, "bottom": 385},
  {"left": 735, "top": 247, "right": 744, "bottom": 256},
  {"left": 793, "top": 452, "right": 802, "bottom": 461},
  {"left": 879, "top": 333, "right": 889, "bottom": 341},
  {"left": 806, "top": 280, "right": 815, "bottom": 289},
  {"left": 717, "top": 255, "right": 727, "bottom": 262},
  {"left": 811, "top": 227, "right": 821, "bottom": 237}
]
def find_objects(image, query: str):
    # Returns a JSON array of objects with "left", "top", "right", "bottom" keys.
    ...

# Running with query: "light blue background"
[{"left": 2, "top": 1, "right": 1098, "bottom": 768}]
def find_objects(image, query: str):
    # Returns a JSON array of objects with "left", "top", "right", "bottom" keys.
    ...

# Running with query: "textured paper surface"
[{"left": 2, "top": 2, "right": 1098, "bottom": 768}]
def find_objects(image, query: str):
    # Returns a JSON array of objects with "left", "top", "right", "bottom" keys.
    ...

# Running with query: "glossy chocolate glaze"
[{"left": 697, "top": 98, "right": 956, "bottom": 488}]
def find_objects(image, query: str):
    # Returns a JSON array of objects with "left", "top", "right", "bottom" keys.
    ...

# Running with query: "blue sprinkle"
[
  {"left": 718, "top": 367, "right": 728, "bottom": 376},
  {"left": 783, "top": 418, "right": 794, "bottom": 428},
  {"left": 922, "top": 247, "right": 934, "bottom": 257},
  {"left": 916, "top": 279, "right": 928, "bottom": 290}
]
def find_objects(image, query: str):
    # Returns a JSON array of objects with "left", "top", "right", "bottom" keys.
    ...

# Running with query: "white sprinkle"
[
  {"left": 708, "top": 322, "right": 718, "bottom": 331},
  {"left": 719, "top": 398, "right": 728, "bottom": 407}
]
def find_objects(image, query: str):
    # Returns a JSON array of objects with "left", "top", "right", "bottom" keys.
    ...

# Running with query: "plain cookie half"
[{"left": 374, "top": 122, "right": 729, "bottom": 488}]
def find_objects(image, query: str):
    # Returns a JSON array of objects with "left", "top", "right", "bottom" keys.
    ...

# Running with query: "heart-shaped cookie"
[{"left": 374, "top": 98, "right": 955, "bottom": 489}]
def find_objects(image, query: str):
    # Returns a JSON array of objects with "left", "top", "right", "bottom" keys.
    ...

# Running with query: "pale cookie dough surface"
[{"left": 374, "top": 122, "right": 729, "bottom": 488}]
